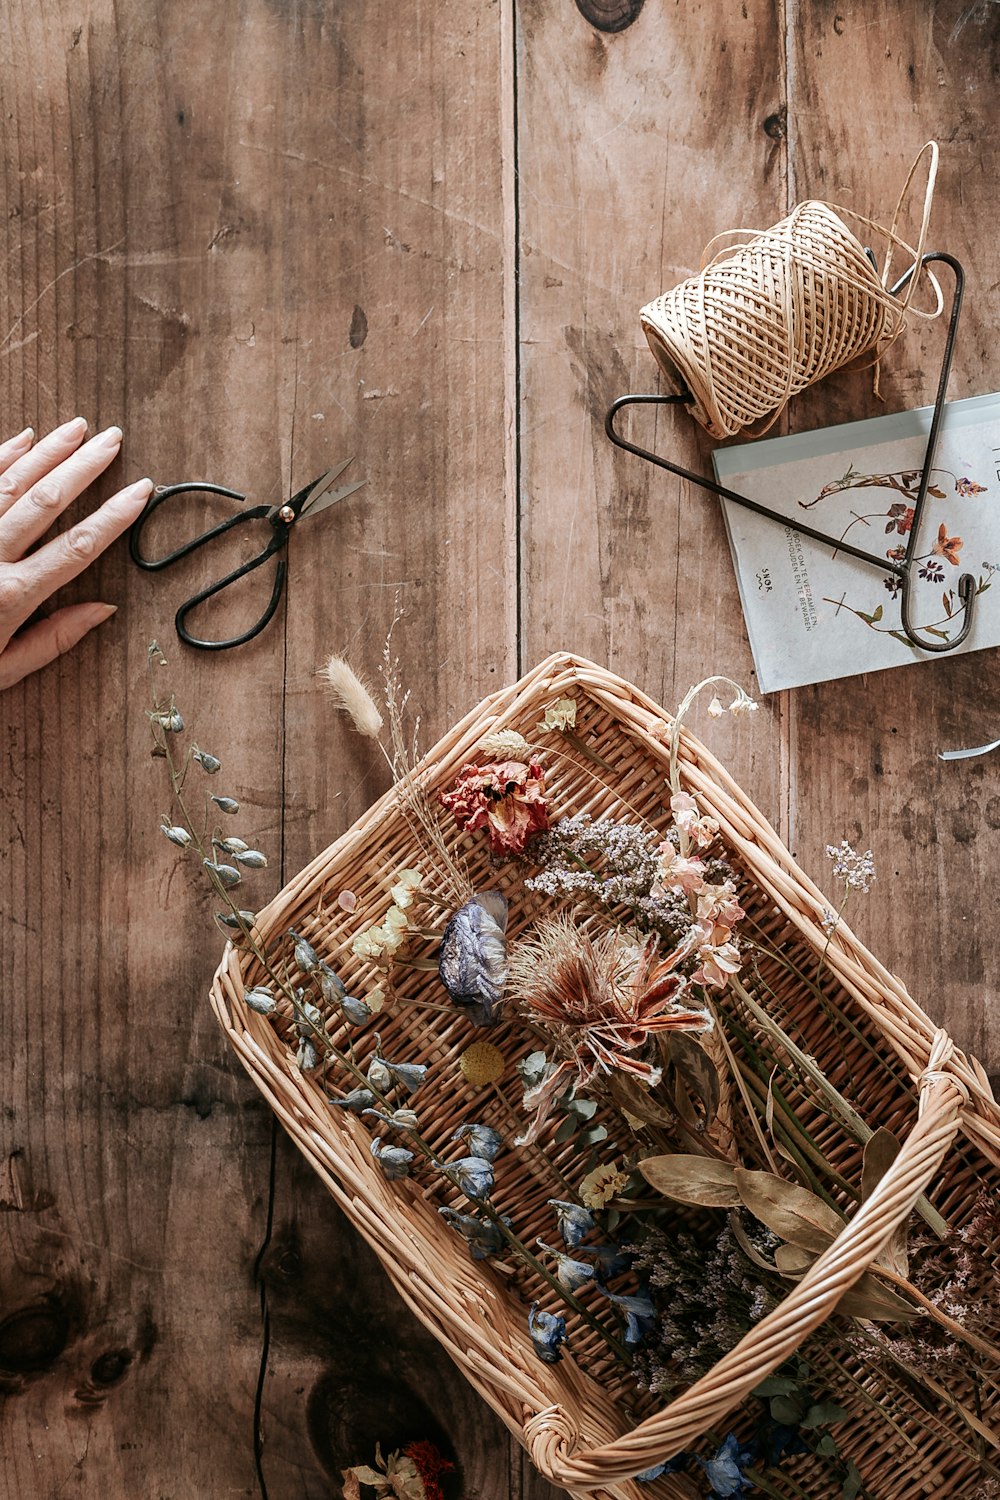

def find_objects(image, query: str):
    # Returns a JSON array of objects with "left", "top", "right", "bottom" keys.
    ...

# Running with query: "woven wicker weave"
[{"left": 211, "top": 655, "right": 1000, "bottom": 1499}]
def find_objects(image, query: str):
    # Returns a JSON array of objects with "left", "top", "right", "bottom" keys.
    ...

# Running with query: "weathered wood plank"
[
  {"left": 0, "top": 1, "right": 539, "bottom": 1495},
  {"left": 785, "top": 0, "right": 1000, "bottom": 1075},
  {"left": 515, "top": 0, "right": 788, "bottom": 833}
]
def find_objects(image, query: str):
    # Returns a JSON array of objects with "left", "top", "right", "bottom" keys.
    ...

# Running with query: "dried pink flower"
[{"left": 441, "top": 759, "right": 549, "bottom": 855}]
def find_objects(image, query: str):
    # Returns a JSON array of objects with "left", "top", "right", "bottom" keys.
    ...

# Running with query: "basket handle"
[{"left": 525, "top": 1031, "right": 968, "bottom": 1492}]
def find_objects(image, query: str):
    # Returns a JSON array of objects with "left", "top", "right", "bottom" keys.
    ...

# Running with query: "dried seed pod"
[
  {"left": 341, "top": 994, "right": 373, "bottom": 1027},
  {"left": 215, "top": 909, "right": 257, "bottom": 931},
  {"left": 211, "top": 796, "right": 240, "bottom": 815},
  {"left": 296, "top": 1037, "right": 320, "bottom": 1071},
  {"left": 245, "top": 986, "right": 277, "bottom": 1015},
  {"left": 192, "top": 747, "right": 221, "bottom": 774},
  {"left": 214, "top": 836, "right": 249, "bottom": 855},
  {"left": 289, "top": 930, "right": 320, "bottom": 973},
  {"left": 318, "top": 964, "right": 347, "bottom": 1004},
  {"left": 204, "top": 860, "right": 241, "bottom": 888},
  {"left": 160, "top": 823, "right": 192, "bottom": 848},
  {"left": 234, "top": 849, "right": 268, "bottom": 869}
]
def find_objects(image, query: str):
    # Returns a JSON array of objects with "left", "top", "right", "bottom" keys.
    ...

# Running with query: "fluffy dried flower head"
[
  {"left": 479, "top": 727, "right": 533, "bottom": 760},
  {"left": 323, "top": 654, "right": 384, "bottom": 739},
  {"left": 826, "top": 839, "right": 876, "bottom": 892}
]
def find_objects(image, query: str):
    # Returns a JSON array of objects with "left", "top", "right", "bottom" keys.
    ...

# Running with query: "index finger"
[{"left": 15, "top": 477, "right": 153, "bottom": 608}]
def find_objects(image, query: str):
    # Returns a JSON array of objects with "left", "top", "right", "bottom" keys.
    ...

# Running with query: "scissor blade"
[{"left": 301, "top": 474, "right": 366, "bottom": 519}]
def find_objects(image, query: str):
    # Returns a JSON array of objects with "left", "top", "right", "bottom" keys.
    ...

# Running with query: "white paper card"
[{"left": 712, "top": 392, "right": 1000, "bottom": 693}]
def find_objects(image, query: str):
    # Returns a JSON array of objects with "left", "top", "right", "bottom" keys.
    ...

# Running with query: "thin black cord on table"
[{"left": 252, "top": 1116, "right": 279, "bottom": 1499}]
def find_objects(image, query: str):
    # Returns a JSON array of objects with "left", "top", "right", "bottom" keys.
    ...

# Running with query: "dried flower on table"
[{"left": 458, "top": 1039, "right": 505, "bottom": 1085}]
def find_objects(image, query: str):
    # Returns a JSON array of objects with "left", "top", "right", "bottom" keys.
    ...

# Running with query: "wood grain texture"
[{"left": 2, "top": 1, "right": 999, "bottom": 1498}]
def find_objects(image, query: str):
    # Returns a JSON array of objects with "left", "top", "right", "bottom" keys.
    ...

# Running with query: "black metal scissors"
[{"left": 129, "top": 459, "right": 365, "bottom": 650}]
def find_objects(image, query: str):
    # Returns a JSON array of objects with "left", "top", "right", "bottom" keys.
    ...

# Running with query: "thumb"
[{"left": 0, "top": 601, "right": 117, "bottom": 691}]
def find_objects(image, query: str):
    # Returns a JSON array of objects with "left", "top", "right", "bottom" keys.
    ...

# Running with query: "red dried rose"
[
  {"left": 440, "top": 759, "right": 548, "bottom": 856},
  {"left": 403, "top": 1440, "right": 454, "bottom": 1500}
]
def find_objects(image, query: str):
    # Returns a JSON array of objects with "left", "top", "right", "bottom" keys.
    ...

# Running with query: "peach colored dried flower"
[{"left": 440, "top": 758, "right": 549, "bottom": 856}]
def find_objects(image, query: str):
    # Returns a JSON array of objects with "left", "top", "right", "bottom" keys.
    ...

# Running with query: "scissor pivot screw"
[{"left": 278, "top": 504, "right": 296, "bottom": 524}]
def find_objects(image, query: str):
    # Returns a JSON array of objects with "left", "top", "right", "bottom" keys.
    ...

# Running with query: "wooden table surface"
[{"left": 2, "top": 3, "right": 999, "bottom": 1496}]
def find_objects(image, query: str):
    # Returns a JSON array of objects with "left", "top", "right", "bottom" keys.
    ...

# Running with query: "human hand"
[{"left": 0, "top": 418, "right": 153, "bottom": 690}]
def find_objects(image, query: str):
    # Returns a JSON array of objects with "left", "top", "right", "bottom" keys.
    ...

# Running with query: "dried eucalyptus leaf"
[
  {"left": 609, "top": 1072, "right": 676, "bottom": 1129},
  {"left": 838, "top": 1275, "right": 918, "bottom": 1322},
  {"left": 775, "top": 1243, "right": 815, "bottom": 1276},
  {"left": 638, "top": 1154, "right": 741, "bottom": 1208},
  {"left": 861, "top": 1127, "right": 902, "bottom": 1201},
  {"left": 862, "top": 1127, "right": 909, "bottom": 1276},
  {"left": 661, "top": 1031, "right": 721, "bottom": 1128},
  {"left": 734, "top": 1169, "right": 846, "bottom": 1254},
  {"left": 728, "top": 1209, "right": 781, "bottom": 1271}
]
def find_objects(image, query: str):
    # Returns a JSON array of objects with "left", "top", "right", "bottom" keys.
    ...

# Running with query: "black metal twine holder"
[{"left": 605, "top": 253, "right": 972, "bottom": 654}]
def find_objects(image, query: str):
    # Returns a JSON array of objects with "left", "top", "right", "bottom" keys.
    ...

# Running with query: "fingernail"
[
  {"left": 95, "top": 425, "right": 124, "bottom": 448},
  {"left": 12, "top": 426, "right": 33, "bottom": 447},
  {"left": 127, "top": 477, "right": 154, "bottom": 502},
  {"left": 59, "top": 416, "right": 88, "bottom": 439},
  {"left": 86, "top": 603, "right": 118, "bottom": 625}
]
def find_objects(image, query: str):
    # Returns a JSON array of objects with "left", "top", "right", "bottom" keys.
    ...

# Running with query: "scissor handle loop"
[
  {"left": 175, "top": 547, "right": 287, "bottom": 651},
  {"left": 129, "top": 482, "right": 262, "bottom": 570}
]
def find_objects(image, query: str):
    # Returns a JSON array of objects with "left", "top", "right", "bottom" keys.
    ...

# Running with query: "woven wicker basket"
[{"left": 211, "top": 654, "right": 1000, "bottom": 1500}]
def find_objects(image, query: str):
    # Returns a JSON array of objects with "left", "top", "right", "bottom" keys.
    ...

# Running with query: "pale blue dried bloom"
[
  {"left": 289, "top": 930, "right": 321, "bottom": 972},
  {"left": 192, "top": 747, "right": 221, "bottom": 774},
  {"left": 528, "top": 1303, "right": 567, "bottom": 1364},
  {"left": 151, "top": 706, "right": 184, "bottom": 733},
  {"left": 330, "top": 1088, "right": 375, "bottom": 1112},
  {"left": 370, "top": 1136, "right": 414, "bottom": 1180},
  {"left": 537, "top": 1241, "right": 596, "bottom": 1292},
  {"left": 245, "top": 986, "right": 277, "bottom": 1015},
  {"left": 160, "top": 823, "right": 192, "bottom": 848},
  {"left": 318, "top": 963, "right": 347, "bottom": 1003},
  {"left": 367, "top": 1056, "right": 392, "bottom": 1093},
  {"left": 698, "top": 1433, "right": 755, "bottom": 1497},
  {"left": 439, "top": 1208, "right": 509, "bottom": 1260},
  {"left": 548, "top": 1199, "right": 596, "bottom": 1249},
  {"left": 296, "top": 1037, "right": 320, "bottom": 1071},
  {"left": 339, "top": 994, "right": 372, "bottom": 1026},
  {"left": 211, "top": 795, "right": 240, "bottom": 815},
  {"left": 362, "top": 1107, "right": 419, "bottom": 1131},
  {"left": 384, "top": 1061, "right": 427, "bottom": 1095},
  {"left": 216, "top": 909, "right": 256, "bottom": 931},
  {"left": 578, "top": 1243, "right": 634, "bottom": 1279},
  {"left": 438, "top": 1155, "right": 495, "bottom": 1201},
  {"left": 235, "top": 849, "right": 268, "bottom": 869},
  {"left": 204, "top": 859, "right": 241, "bottom": 888},
  {"left": 597, "top": 1285, "right": 657, "bottom": 1348},
  {"left": 452, "top": 1123, "right": 503, "bottom": 1162},
  {"left": 438, "top": 892, "right": 508, "bottom": 1027}
]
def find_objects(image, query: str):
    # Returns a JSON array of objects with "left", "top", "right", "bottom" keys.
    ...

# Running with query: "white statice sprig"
[{"left": 825, "top": 840, "right": 876, "bottom": 894}]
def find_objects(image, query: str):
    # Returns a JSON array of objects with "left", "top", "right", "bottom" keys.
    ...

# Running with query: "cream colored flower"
[
  {"left": 707, "top": 695, "right": 725, "bottom": 718},
  {"left": 390, "top": 867, "right": 423, "bottom": 908},
  {"left": 579, "top": 1160, "right": 630, "bottom": 1209},
  {"left": 538, "top": 696, "right": 577, "bottom": 732},
  {"left": 728, "top": 690, "right": 758, "bottom": 717}
]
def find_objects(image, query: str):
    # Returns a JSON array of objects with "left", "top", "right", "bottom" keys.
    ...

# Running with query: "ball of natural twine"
[{"left": 641, "top": 200, "right": 912, "bottom": 440}]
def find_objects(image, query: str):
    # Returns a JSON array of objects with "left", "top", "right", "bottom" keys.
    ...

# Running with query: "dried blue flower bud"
[
  {"left": 537, "top": 1241, "right": 596, "bottom": 1292},
  {"left": 362, "top": 1107, "right": 419, "bottom": 1131},
  {"left": 150, "top": 706, "right": 184, "bottom": 732},
  {"left": 289, "top": 930, "right": 320, "bottom": 973},
  {"left": 439, "top": 1207, "right": 510, "bottom": 1260},
  {"left": 318, "top": 963, "right": 347, "bottom": 1003},
  {"left": 245, "top": 986, "right": 277, "bottom": 1015},
  {"left": 383, "top": 1061, "right": 427, "bottom": 1095},
  {"left": 192, "top": 748, "right": 221, "bottom": 774},
  {"left": 216, "top": 909, "right": 257, "bottom": 931},
  {"left": 548, "top": 1199, "right": 596, "bottom": 1249},
  {"left": 438, "top": 1154, "right": 494, "bottom": 1201},
  {"left": 204, "top": 859, "right": 241, "bottom": 888},
  {"left": 214, "top": 836, "right": 249, "bottom": 855},
  {"left": 367, "top": 1056, "right": 392, "bottom": 1093},
  {"left": 452, "top": 1123, "right": 503, "bottom": 1162},
  {"left": 235, "top": 849, "right": 268, "bottom": 868},
  {"left": 438, "top": 892, "right": 508, "bottom": 1027},
  {"left": 296, "top": 1037, "right": 320, "bottom": 1071},
  {"left": 528, "top": 1303, "right": 567, "bottom": 1364},
  {"left": 577, "top": 1243, "right": 634, "bottom": 1279},
  {"left": 160, "top": 823, "right": 192, "bottom": 848},
  {"left": 329, "top": 1088, "right": 375, "bottom": 1112},
  {"left": 341, "top": 994, "right": 373, "bottom": 1027},
  {"left": 370, "top": 1137, "right": 414, "bottom": 1180},
  {"left": 597, "top": 1285, "right": 657, "bottom": 1348},
  {"left": 211, "top": 795, "right": 240, "bottom": 815}
]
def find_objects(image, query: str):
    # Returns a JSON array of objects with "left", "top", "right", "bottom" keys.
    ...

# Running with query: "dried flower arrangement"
[{"left": 149, "top": 640, "right": 1000, "bottom": 1500}]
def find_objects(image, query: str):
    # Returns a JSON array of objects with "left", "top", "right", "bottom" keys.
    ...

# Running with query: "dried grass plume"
[{"left": 322, "top": 655, "right": 384, "bottom": 739}]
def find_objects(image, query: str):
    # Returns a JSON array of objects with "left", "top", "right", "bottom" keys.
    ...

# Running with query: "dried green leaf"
[
  {"left": 638, "top": 1154, "right": 741, "bottom": 1208},
  {"left": 801, "top": 1401, "right": 849, "bottom": 1429},
  {"left": 734, "top": 1168, "right": 845, "bottom": 1254}
]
